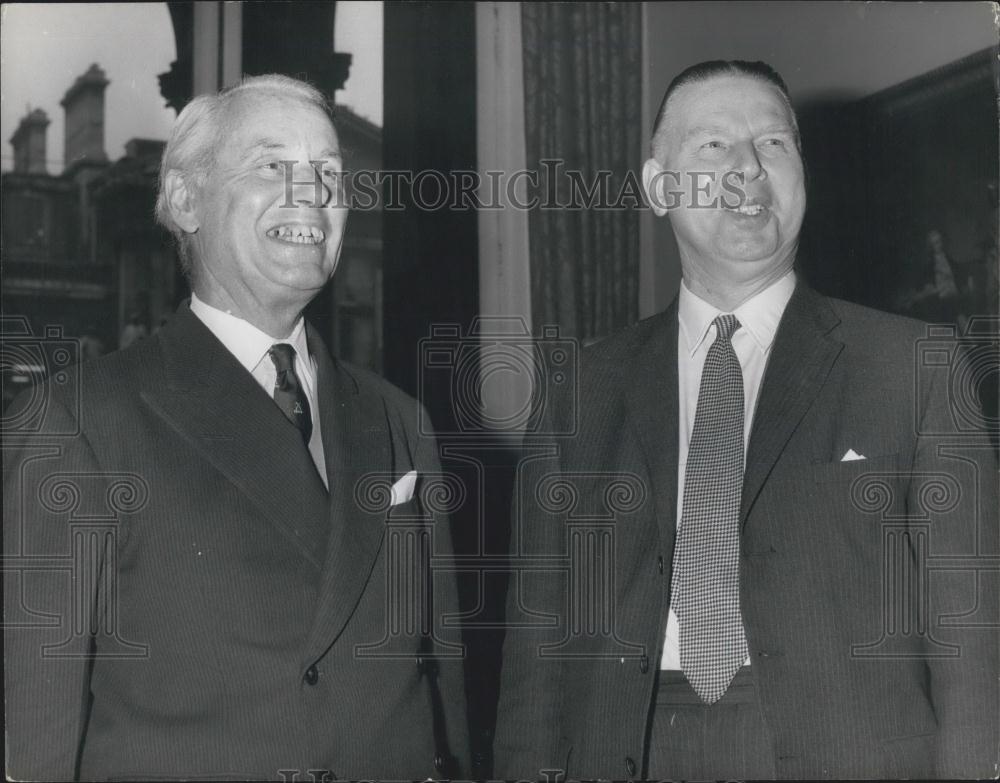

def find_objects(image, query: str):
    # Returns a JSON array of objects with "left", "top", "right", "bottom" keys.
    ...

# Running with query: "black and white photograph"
[{"left": 2, "top": 2, "right": 997, "bottom": 780}]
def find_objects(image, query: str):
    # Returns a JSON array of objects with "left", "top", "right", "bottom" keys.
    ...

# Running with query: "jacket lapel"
[
  {"left": 624, "top": 303, "right": 681, "bottom": 557},
  {"left": 303, "top": 327, "right": 393, "bottom": 663},
  {"left": 141, "top": 304, "right": 330, "bottom": 567},
  {"left": 740, "top": 283, "right": 843, "bottom": 524}
]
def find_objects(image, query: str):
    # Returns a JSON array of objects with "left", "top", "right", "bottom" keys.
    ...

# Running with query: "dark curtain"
[
  {"left": 522, "top": 2, "right": 642, "bottom": 341},
  {"left": 384, "top": 6, "right": 505, "bottom": 778},
  {"left": 382, "top": 2, "right": 479, "bottom": 406}
]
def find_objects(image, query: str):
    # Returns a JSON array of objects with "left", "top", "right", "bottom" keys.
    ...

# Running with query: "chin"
[
  {"left": 293, "top": 272, "right": 336, "bottom": 292},
  {"left": 268, "top": 264, "right": 333, "bottom": 291},
  {"left": 722, "top": 244, "right": 779, "bottom": 264}
]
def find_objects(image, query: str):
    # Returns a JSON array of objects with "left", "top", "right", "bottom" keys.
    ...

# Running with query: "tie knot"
[
  {"left": 268, "top": 343, "right": 297, "bottom": 372},
  {"left": 713, "top": 314, "right": 740, "bottom": 341}
]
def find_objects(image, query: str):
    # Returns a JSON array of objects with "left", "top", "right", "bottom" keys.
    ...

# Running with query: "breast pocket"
[
  {"left": 755, "top": 452, "right": 908, "bottom": 575},
  {"left": 803, "top": 452, "right": 902, "bottom": 485},
  {"left": 765, "top": 452, "right": 904, "bottom": 517}
]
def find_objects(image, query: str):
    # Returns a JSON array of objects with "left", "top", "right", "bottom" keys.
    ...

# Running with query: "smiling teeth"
[
  {"left": 268, "top": 225, "right": 325, "bottom": 243},
  {"left": 734, "top": 204, "right": 764, "bottom": 216}
]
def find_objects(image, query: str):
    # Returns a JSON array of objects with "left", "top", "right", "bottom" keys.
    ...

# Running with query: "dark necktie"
[
  {"left": 268, "top": 343, "right": 312, "bottom": 446},
  {"left": 670, "top": 314, "right": 748, "bottom": 704}
]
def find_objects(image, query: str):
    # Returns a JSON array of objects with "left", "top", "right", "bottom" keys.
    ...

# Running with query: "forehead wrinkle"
[
  {"left": 682, "top": 124, "right": 732, "bottom": 141},
  {"left": 240, "top": 138, "right": 341, "bottom": 162},
  {"left": 684, "top": 117, "right": 795, "bottom": 142},
  {"left": 244, "top": 139, "right": 285, "bottom": 154},
  {"left": 652, "top": 74, "right": 799, "bottom": 159}
]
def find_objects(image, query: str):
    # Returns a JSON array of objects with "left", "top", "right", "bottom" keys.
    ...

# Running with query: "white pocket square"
[
  {"left": 840, "top": 449, "right": 866, "bottom": 462},
  {"left": 390, "top": 470, "right": 418, "bottom": 506}
]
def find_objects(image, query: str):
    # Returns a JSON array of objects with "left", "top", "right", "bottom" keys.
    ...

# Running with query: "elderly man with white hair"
[{"left": 4, "top": 74, "right": 467, "bottom": 781}]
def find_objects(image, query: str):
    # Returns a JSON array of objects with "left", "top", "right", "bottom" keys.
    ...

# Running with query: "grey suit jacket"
[
  {"left": 494, "top": 283, "right": 998, "bottom": 779},
  {"left": 4, "top": 304, "right": 468, "bottom": 780}
]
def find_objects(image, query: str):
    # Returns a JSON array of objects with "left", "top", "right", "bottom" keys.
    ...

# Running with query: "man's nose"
[{"left": 731, "top": 141, "right": 765, "bottom": 182}]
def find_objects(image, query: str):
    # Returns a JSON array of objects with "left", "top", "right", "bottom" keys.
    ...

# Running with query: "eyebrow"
[
  {"left": 244, "top": 139, "right": 341, "bottom": 159},
  {"left": 682, "top": 125, "right": 731, "bottom": 142},
  {"left": 682, "top": 123, "right": 796, "bottom": 143}
]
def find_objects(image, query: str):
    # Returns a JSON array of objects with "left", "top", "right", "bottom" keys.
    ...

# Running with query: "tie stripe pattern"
[
  {"left": 269, "top": 343, "right": 313, "bottom": 446},
  {"left": 670, "top": 314, "right": 748, "bottom": 704}
]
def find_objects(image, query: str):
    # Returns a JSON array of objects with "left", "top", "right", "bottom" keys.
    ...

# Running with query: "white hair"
[{"left": 154, "top": 74, "right": 331, "bottom": 275}]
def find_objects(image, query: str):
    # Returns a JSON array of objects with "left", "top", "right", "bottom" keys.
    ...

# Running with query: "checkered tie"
[
  {"left": 670, "top": 314, "right": 748, "bottom": 704},
  {"left": 269, "top": 343, "right": 312, "bottom": 446}
]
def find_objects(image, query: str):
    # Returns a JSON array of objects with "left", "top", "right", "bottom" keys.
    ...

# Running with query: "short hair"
[
  {"left": 154, "top": 74, "right": 331, "bottom": 277},
  {"left": 650, "top": 60, "right": 799, "bottom": 160}
]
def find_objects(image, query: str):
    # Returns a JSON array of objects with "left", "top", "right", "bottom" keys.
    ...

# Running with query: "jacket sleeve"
[
  {"left": 492, "top": 421, "right": 571, "bottom": 778},
  {"left": 912, "top": 348, "right": 1000, "bottom": 779},
  {"left": 4, "top": 394, "right": 108, "bottom": 781},
  {"left": 413, "top": 405, "right": 471, "bottom": 777}
]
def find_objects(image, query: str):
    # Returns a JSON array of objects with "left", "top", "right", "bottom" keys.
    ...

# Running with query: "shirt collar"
[
  {"left": 189, "top": 292, "right": 309, "bottom": 373},
  {"left": 678, "top": 270, "right": 796, "bottom": 356}
]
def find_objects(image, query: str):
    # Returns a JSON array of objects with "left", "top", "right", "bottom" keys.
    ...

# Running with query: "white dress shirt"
[
  {"left": 189, "top": 292, "right": 328, "bottom": 488},
  {"left": 660, "top": 271, "right": 796, "bottom": 670}
]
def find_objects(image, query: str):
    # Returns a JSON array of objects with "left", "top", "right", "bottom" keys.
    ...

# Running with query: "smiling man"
[
  {"left": 494, "top": 60, "right": 997, "bottom": 780},
  {"left": 4, "top": 75, "right": 467, "bottom": 781}
]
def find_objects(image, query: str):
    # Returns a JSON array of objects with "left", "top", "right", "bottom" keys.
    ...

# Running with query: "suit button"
[
  {"left": 303, "top": 665, "right": 319, "bottom": 685},
  {"left": 639, "top": 655, "right": 649, "bottom": 674},
  {"left": 657, "top": 555, "right": 664, "bottom": 574},
  {"left": 625, "top": 756, "right": 637, "bottom": 777}
]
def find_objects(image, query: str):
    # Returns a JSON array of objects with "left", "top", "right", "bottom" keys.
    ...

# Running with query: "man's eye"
[
  {"left": 702, "top": 141, "right": 724, "bottom": 150},
  {"left": 259, "top": 161, "right": 294, "bottom": 174}
]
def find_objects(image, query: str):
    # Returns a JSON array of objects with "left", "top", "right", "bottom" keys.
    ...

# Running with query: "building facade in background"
[
  {"left": 2, "top": 63, "right": 174, "bottom": 388},
  {"left": 2, "top": 61, "right": 384, "bottom": 409}
]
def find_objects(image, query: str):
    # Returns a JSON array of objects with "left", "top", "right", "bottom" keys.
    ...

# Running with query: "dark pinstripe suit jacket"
[
  {"left": 494, "top": 283, "right": 998, "bottom": 780},
  {"left": 4, "top": 304, "right": 468, "bottom": 781}
]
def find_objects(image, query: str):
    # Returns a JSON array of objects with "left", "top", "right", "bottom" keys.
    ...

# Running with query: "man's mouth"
[
  {"left": 266, "top": 225, "right": 326, "bottom": 244},
  {"left": 731, "top": 203, "right": 766, "bottom": 217}
]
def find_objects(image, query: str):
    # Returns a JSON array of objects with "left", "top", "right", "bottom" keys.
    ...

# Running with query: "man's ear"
[
  {"left": 642, "top": 157, "right": 668, "bottom": 218},
  {"left": 163, "top": 170, "right": 200, "bottom": 234}
]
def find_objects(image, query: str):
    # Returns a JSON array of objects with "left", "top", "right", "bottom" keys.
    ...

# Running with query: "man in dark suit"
[
  {"left": 494, "top": 60, "right": 998, "bottom": 779},
  {"left": 4, "top": 74, "right": 467, "bottom": 781}
]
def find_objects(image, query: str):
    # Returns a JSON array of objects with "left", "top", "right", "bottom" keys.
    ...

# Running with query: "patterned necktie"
[
  {"left": 670, "top": 314, "right": 748, "bottom": 704},
  {"left": 268, "top": 343, "right": 312, "bottom": 446}
]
